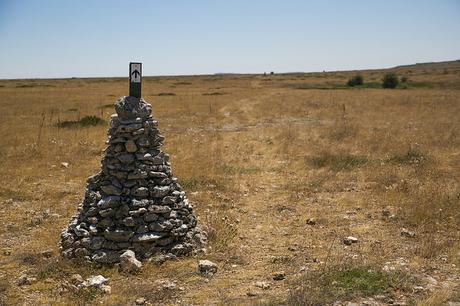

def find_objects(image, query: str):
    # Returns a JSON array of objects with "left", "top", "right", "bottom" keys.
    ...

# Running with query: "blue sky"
[{"left": 0, "top": 0, "right": 459, "bottom": 79}]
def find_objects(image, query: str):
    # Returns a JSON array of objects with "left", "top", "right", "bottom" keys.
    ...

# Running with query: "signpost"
[{"left": 129, "top": 62, "right": 142, "bottom": 98}]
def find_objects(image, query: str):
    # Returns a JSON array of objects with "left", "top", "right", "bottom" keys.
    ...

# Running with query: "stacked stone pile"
[{"left": 60, "top": 96, "right": 206, "bottom": 264}]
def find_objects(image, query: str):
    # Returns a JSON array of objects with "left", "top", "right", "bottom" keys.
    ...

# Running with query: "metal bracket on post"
[{"left": 129, "top": 62, "right": 142, "bottom": 98}]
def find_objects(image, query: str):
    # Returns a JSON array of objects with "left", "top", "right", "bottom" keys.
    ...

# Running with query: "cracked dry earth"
[{"left": 0, "top": 70, "right": 459, "bottom": 305}]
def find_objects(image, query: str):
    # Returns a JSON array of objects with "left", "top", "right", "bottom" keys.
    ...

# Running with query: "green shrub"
[
  {"left": 382, "top": 73, "right": 399, "bottom": 88},
  {"left": 347, "top": 74, "right": 364, "bottom": 87}
]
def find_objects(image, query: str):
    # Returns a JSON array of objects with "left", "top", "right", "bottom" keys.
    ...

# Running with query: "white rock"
[
  {"left": 84, "top": 275, "right": 109, "bottom": 288},
  {"left": 198, "top": 259, "right": 218, "bottom": 276},
  {"left": 136, "top": 298, "right": 146, "bottom": 305},
  {"left": 343, "top": 236, "right": 359, "bottom": 245},
  {"left": 17, "top": 274, "right": 37, "bottom": 286},
  {"left": 255, "top": 281, "right": 271, "bottom": 289},
  {"left": 401, "top": 228, "right": 416, "bottom": 238},
  {"left": 61, "top": 162, "right": 69, "bottom": 168},
  {"left": 119, "top": 250, "right": 142, "bottom": 274}
]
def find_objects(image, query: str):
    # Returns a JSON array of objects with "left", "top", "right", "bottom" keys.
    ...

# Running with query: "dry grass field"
[{"left": 0, "top": 61, "right": 460, "bottom": 305}]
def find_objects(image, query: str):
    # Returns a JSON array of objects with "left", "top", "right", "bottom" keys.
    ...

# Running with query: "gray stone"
[
  {"left": 119, "top": 250, "right": 142, "bottom": 274},
  {"left": 117, "top": 153, "right": 134, "bottom": 164},
  {"left": 198, "top": 260, "right": 218, "bottom": 276},
  {"left": 148, "top": 171, "right": 168, "bottom": 178},
  {"left": 149, "top": 221, "right": 173, "bottom": 232},
  {"left": 148, "top": 205, "right": 171, "bottom": 214},
  {"left": 115, "top": 96, "right": 151, "bottom": 120},
  {"left": 97, "top": 196, "right": 121, "bottom": 209},
  {"left": 162, "top": 196, "right": 177, "bottom": 205},
  {"left": 152, "top": 156, "right": 164, "bottom": 165},
  {"left": 343, "top": 236, "right": 359, "bottom": 245},
  {"left": 89, "top": 237, "right": 105, "bottom": 250},
  {"left": 128, "top": 170, "right": 148, "bottom": 180},
  {"left": 129, "top": 208, "right": 147, "bottom": 217},
  {"left": 91, "top": 250, "right": 120, "bottom": 264},
  {"left": 100, "top": 185, "right": 122, "bottom": 196},
  {"left": 132, "top": 187, "right": 149, "bottom": 197},
  {"left": 132, "top": 199, "right": 150, "bottom": 207},
  {"left": 144, "top": 213, "right": 159, "bottom": 222},
  {"left": 123, "top": 217, "right": 136, "bottom": 227},
  {"left": 150, "top": 186, "right": 170, "bottom": 197},
  {"left": 103, "top": 229, "right": 134, "bottom": 242}
]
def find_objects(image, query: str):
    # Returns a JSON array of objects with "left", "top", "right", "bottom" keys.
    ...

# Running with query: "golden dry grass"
[{"left": 0, "top": 62, "right": 459, "bottom": 305}]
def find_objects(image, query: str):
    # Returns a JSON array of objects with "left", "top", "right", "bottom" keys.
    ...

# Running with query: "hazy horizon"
[{"left": 1, "top": 0, "right": 459, "bottom": 79}]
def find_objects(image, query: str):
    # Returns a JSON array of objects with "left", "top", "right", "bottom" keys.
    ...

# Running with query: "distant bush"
[
  {"left": 382, "top": 73, "right": 399, "bottom": 88},
  {"left": 57, "top": 116, "right": 105, "bottom": 128},
  {"left": 157, "top": 92, "right": 176, "bottom": 96},
  {"left": 347, "top": 74, "right": 364, "bottom": 87},
  {"left": 401, "top": 76, "right": 408, "bottom": 83},
  {"left": 202, "top": 92, "right": 226, "bottom": 96}
]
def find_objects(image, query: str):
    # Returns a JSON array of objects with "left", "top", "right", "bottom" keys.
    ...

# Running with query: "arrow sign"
[{"left": 129, "top": 62, "right": 142, "bottom": 98}]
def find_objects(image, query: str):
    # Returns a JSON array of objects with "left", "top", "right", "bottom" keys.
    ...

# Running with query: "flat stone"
[
  {"left": 148, "top": 171, "right": 168, "bottom": 178},
  {"left": 91, "top": 251, "right": 120, "bottom": 264},
  {"left": 144, "top": 213, "right": 159, "bottom": 222},
  {"left": 117, "top": 153, "right": 135, "bottom": 164},
  {"left": 132, "top": 232, "right": 166, "bottom": 242},
  {"left": 132, "top": 187, "right": 149, "bottom": 197},
  {"left": 97, "top": 196, "right": 121, "bottom": 209},
  {"left": 128, "top": 170, "right": 148, "bottom": 180},
  {"left": 162, "top": 196, "right": 177, "bottom": 205},
  {"left": 129, "top": 208, "right": 147, "bottom": 217},
  {"left": 148, "top": 205, "right": 171, "bottom": 214},
  {"left": 132, "top": 199, "right": 150, "bottom": 207},
  {"left": 103, "top": 229, "right": 134, "bottom": 242},
  {"left": 100, "top": 185, "right": 122, "bottom": 196},
  {"left": 150, "top": 186, "right": 170, "bottom": 197}
]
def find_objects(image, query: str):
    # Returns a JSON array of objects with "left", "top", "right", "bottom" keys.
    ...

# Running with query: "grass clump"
[
  {"left": 287, "top": 266, "right": 412, "bottom": 306},
  {"left": 56, "top": 115, "right": 105, "bottom": 128},
  {"left": 308, "top": 153, "right": 368, "bottom": 171},
  {"left": 156, "top": 92, "right": 176, "bottom": 96},
  {"left": 388, "top": 149, "right": 426, "bottom": 164},
  {"left": 347, "top": 74, "right": 364, "bottom": 87}
]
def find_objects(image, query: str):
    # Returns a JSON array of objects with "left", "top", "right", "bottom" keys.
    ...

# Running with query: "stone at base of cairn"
[{"left": 59, "top": 96, "right": 207, "bottom": 264}]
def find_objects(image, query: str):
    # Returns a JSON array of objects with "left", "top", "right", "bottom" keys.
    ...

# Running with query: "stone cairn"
[{"left": 60, "top": 96, "right": 206, "bottom": 264}]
